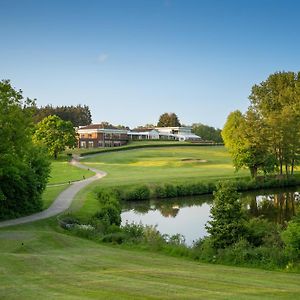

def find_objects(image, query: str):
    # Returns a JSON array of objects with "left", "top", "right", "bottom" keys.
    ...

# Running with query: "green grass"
[
  {"left": 40, "top": 156, "right": 95, "bottom": 208},
  {"left": 48, "top": 160, "right": 94, "bottom": 185},
  {"left": 0, "top": 225, "right": 299, "bottom": 299},
  {"left": 81, "top": 145, "right": 248, "bottom": 188}
]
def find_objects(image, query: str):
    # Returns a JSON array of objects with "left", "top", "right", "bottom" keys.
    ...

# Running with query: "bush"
[
  {"left": 282, "top": 216, "right": 300, "bottom": 261},
  {"left": 124, "top": 185, "right": 151, "bottom": 201},
  {"left": 206, "top": 181, "right": 247, "bottom": 249},
  {"left": 94, "top": 205, "right": 121, "bottom": 227},
  {"left": 245, "top": 217, "right": 281, "bottom": 247},
  {"left": 102, "top": 232, "right": 127, "bottom": 244},
  {"left": 58, "top": 215, "right": 80, "bottom": 229},
  {"left": 122, "top": 222, "right": 144, "bottom": 242}
]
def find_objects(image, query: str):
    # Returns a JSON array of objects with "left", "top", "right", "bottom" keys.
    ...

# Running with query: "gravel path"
[{"left": 0, "top": 159, "right": 106, "bottom": 228}]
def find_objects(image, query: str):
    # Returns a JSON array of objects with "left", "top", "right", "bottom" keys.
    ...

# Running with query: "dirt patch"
[{"left": 181, "top": 158, "right": 207, "bottom": 163}]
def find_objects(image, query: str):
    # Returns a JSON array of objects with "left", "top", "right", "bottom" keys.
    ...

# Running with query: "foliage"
[
  {"left": 206, "top": 181, "right": 246, "bottom": 249},
  {"left": 281, "top": 215, "right": 300, "bottom": 261},
  {"left": 33, "top": 115, "right": 77, "bottom": 159},
  {"left": 192, "top": 123, "right": 223, "bottom": 143},
  {"left": 222, "top": 109, "right": 274, "bottom": 177},
  {"left": 93, "top": 189, "right": 121, "bottom": 228},
  {"left": 33, "top": 104, "right": 92, "bottom": 127},
  {"left": 157, "top": 112, "right": 181, "bottom": 127},
  {"left": 224, "top": 71, "right": 300, "bottom": 178},
  {"left": 0, "top": 80, "right": 50, "bottom": 219}
]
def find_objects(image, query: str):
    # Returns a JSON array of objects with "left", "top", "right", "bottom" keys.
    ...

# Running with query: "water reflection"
[
  {"left": 242, "top": 189, "right": 300, "bottom": 224},
  {"left": 121, "top": 187, "right": 300, "bottom": 246},
  {"left": 121, "top": 196, "right": 213, "bottom": 246}
]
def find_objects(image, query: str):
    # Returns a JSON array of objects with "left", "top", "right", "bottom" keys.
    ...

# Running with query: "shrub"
[
  {"left": 94, "top": 205, "right": 121, "bottom": 227},
  {"left": 206, "top": 181, "right": 247, "bottom": 249},
  {"left": 245, "top": 217, "right": 281, "bottom": 247},
  {"left": 124, "top": 185, "right": 151, "bottom": 201},
  {"left": 58, "top": 215, "right": 80, "bottom": 229},
  {"left": 102, "top": 232, "right": 127, "bottom": 244},
  {"left": 281, "top": 216, "right": 300, "bottom": 261},
  {"left": 122, "top": 222, "right": 144, "bottom": 242}
]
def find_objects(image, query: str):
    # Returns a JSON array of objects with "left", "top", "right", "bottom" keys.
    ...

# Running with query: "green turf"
[
  {"left": 48, "top": 160, "right": 94, "bottom": 185},
  {"left": 81, "top": 145, "right": 249, "bottom": 187},
  {"left": 0, "top": 226, "right": 299, "bottom": 300}
]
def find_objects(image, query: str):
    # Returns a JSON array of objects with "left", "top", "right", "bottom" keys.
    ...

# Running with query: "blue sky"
[{"left": 1, "top": 0, "right": 300, "bottom": 128}]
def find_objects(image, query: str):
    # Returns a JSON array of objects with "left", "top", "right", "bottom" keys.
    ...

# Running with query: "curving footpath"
[{"left": 0, "top": 159, "right": 106, "bottom": 228}]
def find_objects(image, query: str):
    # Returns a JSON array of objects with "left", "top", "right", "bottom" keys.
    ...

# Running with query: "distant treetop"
[
  {"left": 157, "top": 112, "right": 181, "bottom": 127},
  {"left": 33, "top": 104, "right": 92, "bottom": 127}
]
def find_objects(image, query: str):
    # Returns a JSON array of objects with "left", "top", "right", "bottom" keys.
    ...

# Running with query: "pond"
[{"left": 121, "top": 187, "right": 300, "bottom": 246}]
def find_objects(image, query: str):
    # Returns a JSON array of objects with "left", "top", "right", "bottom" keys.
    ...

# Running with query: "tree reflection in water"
[{"left": 242, "top": 190, "right": 300, "bottom": 225}]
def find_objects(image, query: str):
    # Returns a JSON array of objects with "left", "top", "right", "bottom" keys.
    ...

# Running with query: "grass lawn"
[
  {"left": 0, "top": 224, "right": 299, "bottom": 300},
  {"left": 81, "top": 146, "right": 249, "bottom": 188},
  {"left": 48, "top": 160, "right": 94, "bottom": 185}
]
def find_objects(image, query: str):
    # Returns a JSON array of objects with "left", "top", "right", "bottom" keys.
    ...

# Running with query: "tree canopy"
[
  {"left": 33, "top": 115, "right": 77, "bottom": 159},
  {"left": 192, "top": 123, "right": 223, "bottom": 143},
  {"left": 33, "top": 104, "right": 92, "bottom": 127},
  {"left": 157, "top": 113, "right": 181, "bottom": 127},
  {"left": 0, "top": 80, "right": 50, "bottom": 220},
  {"left": 223, "top": 71, "right": 300, "bottom": 178}
]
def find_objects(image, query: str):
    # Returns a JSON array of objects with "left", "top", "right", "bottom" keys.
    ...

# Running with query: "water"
[{"left": 121, "top": 187, "right": 300, "bottom": 246}]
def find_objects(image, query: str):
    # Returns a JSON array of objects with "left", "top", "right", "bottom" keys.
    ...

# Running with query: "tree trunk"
[{"left": 250, "top": 166, "right": 257, "bottom": 178}]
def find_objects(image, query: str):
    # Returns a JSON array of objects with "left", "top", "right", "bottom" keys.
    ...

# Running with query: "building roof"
[
  {"left": 130, "top": 128, "right": 157, "bottom": 133},
  {"left": 79, "top": 124, "right": 118, "bottom": 130}
]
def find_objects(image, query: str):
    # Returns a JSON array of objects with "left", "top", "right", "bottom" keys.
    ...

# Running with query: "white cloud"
[{"left": 97, "top": 53, "right": 109, "bottom": 63}]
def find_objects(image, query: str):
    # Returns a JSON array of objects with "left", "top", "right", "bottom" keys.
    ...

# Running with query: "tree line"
[
  {"left": 33, "top": 104, "right": 92, "bottom": 127},
  {"left": 222, "top": 71, "right": 300, "bottom": 178}
]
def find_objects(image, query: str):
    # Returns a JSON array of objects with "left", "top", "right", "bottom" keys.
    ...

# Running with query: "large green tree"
[
  {"left": 0, "top": 80, "right": 50, "bottom": 220},
  {"left": 33, "top": 115, "right": 77, "bottom": 159},
  {"left": 222, "top": 110, "right": 273, "bottom": 177},
  {"left": 157, "top": 112, "right": 181, "bottom": 127},
  {"left": 249, "top": 71, "right": 300, "bottom": 176},
  {"left": 223, "top": 71, "right": 300, "bottom": 178}
]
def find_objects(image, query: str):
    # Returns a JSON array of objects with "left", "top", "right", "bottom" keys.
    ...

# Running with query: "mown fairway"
[
  {"left": 1, "top": 224, "right": 300, "bottom": 300},
  {"left": 81, "top": 146, "right": 249, "bottom": 187}
]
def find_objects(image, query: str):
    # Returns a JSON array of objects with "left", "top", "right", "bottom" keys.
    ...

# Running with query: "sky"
[{"left": 1, "top": 0, "right": 300, "bottom": 128}]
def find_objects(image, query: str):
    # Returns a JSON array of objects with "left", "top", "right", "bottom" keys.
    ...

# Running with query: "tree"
[
  {"left": 222, "top": 110, "right": 273, "bottom": 177},
  {"left": 33, "top": 115, "right": 77, "bottom": 159},
  {"left": 33, "top": 104, "right": 92, "bottom": 126},
  {"left": 0, "top": 80, "right": 50, "bottom": 219},
  {"left": 249, "top": 71, "right": 300, "bottom": 176},
  {"left": 192, "top": 123, "right": 223, "bottom": 143},
  {"left": 157, "top": 112, "right": 181, "bottom": 127},
  {"left": 206, "top": 182, "right": 246, "bottom": 249}
]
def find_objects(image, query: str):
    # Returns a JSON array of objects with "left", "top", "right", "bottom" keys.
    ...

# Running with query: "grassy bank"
[{"left": 0, "top": 224, "right": 299, "bottom": 299}]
